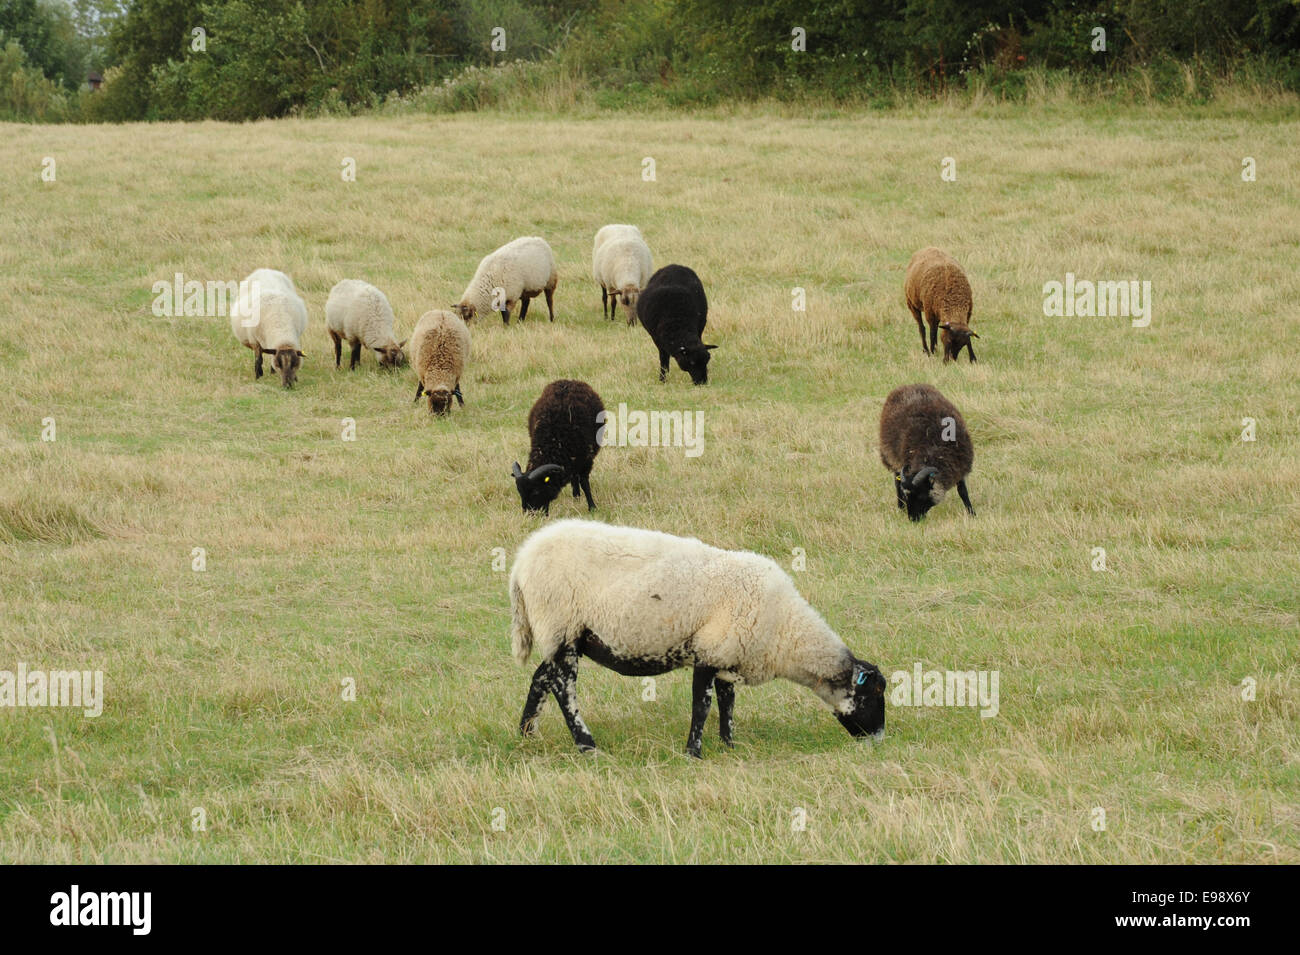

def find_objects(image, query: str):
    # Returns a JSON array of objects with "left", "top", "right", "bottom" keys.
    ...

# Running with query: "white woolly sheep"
[
  {"left": 509, "top": 520, "right": 887, "bottom": 758},
  {"left": 904, "top": 246, "right": 975, "bottom": 360},
  {"left": 592, "top": 225, "right": 652, "bottom": 325},
  {"left": 410, "top": 309, "right": 470, "bottom": 415},
  {"left": 325, "top": 279, "right": 407, "bottom": 370},
  {"left": 230, "top": 268, "right": 308, "bottom": 388},
  {"left": 455, "top": 236, "right": 557, "bottom": 325}
]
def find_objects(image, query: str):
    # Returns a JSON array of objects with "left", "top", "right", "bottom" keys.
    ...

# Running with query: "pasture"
[{"left": 0, "top": 105, "right": 1297, "bottom": 862}]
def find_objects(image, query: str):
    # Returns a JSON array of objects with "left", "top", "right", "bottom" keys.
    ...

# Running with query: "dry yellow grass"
[{"left": 0, "top": 107, "right": 1296, "bottom": 862}]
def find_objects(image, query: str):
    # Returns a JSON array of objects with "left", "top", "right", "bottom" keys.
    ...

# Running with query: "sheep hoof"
[
  {"left": 685, "top": 746, "right": 703, "bottom": 760},
  {"left": 576, "top": 743, "right": 597, "bottom": 754}
]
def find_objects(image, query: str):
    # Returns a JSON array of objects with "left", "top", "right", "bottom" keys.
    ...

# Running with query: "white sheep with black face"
[
  {"left": 455, "top": 236, "right": 557, "bottom": 325},
  {"left": 230, "top": 268, "right": 308, "bottom": 388},
  {"left": 591, "top": 224, "right": 652, "bottom": 324},
  {"left": 508, "top": 520, "right": 887, "bottom": 758},
  {"left": 325, "top": 279, "right": 407, "bottom": 370}
]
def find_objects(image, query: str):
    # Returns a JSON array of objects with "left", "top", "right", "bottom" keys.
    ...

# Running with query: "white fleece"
[
  {"left": 230, "top": 268, "right": 307, "bottom": 351},
  {"left": 592, "top": 235, "right": 652, "bottom": 294},
  {"left": 459, "top": 237, "right": 557, "bottom": 316},
  {"left": 509, "top": 520, "right": 856, "bottom": 696},
  {"left": 325, "top": 279, "right": 401, "bottom": 350}
]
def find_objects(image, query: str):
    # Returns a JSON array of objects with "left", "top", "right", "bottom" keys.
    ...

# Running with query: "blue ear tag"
[{"left": 855, "top": 671, "right": 867, "bottom": 686}]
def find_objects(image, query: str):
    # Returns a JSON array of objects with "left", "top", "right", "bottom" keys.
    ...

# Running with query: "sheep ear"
[
  {"left": 705, "top": 344, "right": 718, "bottom": 350},
  {"left": 511, "top": 462, "right": 523, "bottom": 479},
  {"left": 970, "top": 332, "right": 980, "bottom": 338},
  {"left": 297, "top": 350, "right": 306, "bottom": 358},
  {"left": 398, "top": 339, "right": 408, "bottom": 348}
]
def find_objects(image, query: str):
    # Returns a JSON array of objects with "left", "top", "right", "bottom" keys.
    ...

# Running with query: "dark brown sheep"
[
  {"left": 512, "top": 380, "right": 605, "bottom": 514},
  {"left": 879, "top": 383, "right": 975, "bottom": 521}
]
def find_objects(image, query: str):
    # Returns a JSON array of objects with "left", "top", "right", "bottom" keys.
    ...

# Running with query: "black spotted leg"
[
  {"left": 519, "top": 644, "right": 597, "bottom": 752},
  {"left": 715, "top": 677, "right": 736, "bottom": 748},
  {"left": 687, "top": 665, "right": 718, "bottom": 759}
]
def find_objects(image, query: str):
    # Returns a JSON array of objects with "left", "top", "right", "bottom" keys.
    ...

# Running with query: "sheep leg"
[
  {"left": 894, "top": 474, "right": 907, "bottom": 509},
  {"left": 519, "top": 661, "right": 553, "bottom": 736},
  {"left": 966, "top": 340, "right": 977, "bottom": 363},
  {"left": 518, "top": 295, "right": 531, "bottom": 322},
  {"left": 715, "top": 677, "right": 735, "bottom": 747},
  {"left": 329, "top": 330, "right": 342, "bottom": 368},
  {"left": 579, "top": 473, "right": 595, "bottom": 512},
  {"left": 414, "top": 381, "right": 424, "bottom": 402},
  {"left": 927, "top": 314, "right": 939, "bottom": 355},
  {"left": 349, "top": 340, "right": 362, "bottom": 371},
  {"left": 686, "top": 665, "right": 717, "bottom": 759},
  {"left": 500, "top": 308, "right": 510, "bottom": 325},
  {"left": 957, "top": 479, "right": 976, "bottom": 517},
  {"left": 601, "top": 286, "right": 608, "bottom": 319},
  {"left": 544, "top": 286, "right": 554, "bottom": 322},
  {"left": 911, "top": 305, "right": 928, "bottom": 354},
  {"left": 253, "top": 350, "right": 264, "bottom": 379},
  {"left": 571, "top": 477, "right": 581, "bottom": 498},
  {"left": 550, "top": 644, "right": 596, "bottom": 752},
  {"left": 657, "top": 349, "right": 670, "bottom": 382}
]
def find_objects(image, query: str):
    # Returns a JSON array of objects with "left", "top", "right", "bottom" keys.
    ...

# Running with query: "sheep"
[
  {"left": 324, "top": 279, "right": 407, "bottom": 370},
  {"left": 591, "top": 225, "right": 652, "bottom": 325},
  {"left": 636, "top": 264, "right": 716, "bottom": 385},
  {"left": 904, "top": 247, "right": 975, "bottom": 360},
  {"left": 509, "top": 520, "right": 887, "bottom": 758},
  {"left": 410, "top": 309, "right": 470, "bottom": 415},
  {"left": 878, "top": 383, "right": 975, "bottom": 521},
  {"left": 511, "top": 380, "right": 603, "bottom": 513},
  {"left": 230, "top": 268, "right": 308, "bottom": 388},
  {"left": 455, "top": 236, "right": 557, "bottom": 325}
]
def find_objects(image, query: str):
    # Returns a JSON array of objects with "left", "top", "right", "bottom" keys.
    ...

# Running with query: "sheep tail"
[{"left": 510, "top": 577, "right": 533, "bottom": 665}]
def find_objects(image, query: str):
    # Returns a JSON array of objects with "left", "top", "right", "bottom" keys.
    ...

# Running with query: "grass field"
[{"left": 1, "top": 105, "right": 1297, "bottom": 863}]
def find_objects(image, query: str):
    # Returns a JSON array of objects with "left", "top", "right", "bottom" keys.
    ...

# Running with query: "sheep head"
[
  {"left": 453, "top": 303, "right": 476, "bottom": 323},
  {"left": 939, "top": 322, "right": 978, "bottom": 363},
  {"left": 427, "top": 386, "right": 454, "bottom": 416},
  {"left": 377, "top": 340, "right": 407, "bottom": 369},
  {"left": 675, "top": 342, "right": 717, "bottom": 385},
  {"left": 263, "top": 346, "right": 304, "bottom": 389},
  {"left": 833, "top": 658, "right": 887, "bottom": 741},
  {"left": 897, "top": 466, "right": 943, "bottom": 521},
  {"left": 512, "top": 461, "right": 566, "bottom": 514}
]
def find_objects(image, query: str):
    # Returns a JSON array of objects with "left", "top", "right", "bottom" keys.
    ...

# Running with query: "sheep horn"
[
  {"left": 511, "top": 462, "right": 523, "bottom": 479},
  {"left": 911, "top": 466, "right": 939, "bottom": 487},
  {"left": 526, "top": 464, "right": 566, "bottom": 482}
]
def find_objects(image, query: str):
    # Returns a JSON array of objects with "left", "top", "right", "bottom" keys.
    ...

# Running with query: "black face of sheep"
[
  {"left": 835, "top": 660, "right": 887, "bottom": 740},
  {"left": 676, "top": 343, "right": 717, "bottom": 385},
  {"left": 513, "top": 462, "right": 567, "bottom": 513},
  {"left": 264, "top": 346, "right": 303, "bottom": 389},
  {"left": 939, "top": 322, "right": 978, "bottom": 364},
  {"left": 897, "top": 466, "right": 941, "bottom": 522}
]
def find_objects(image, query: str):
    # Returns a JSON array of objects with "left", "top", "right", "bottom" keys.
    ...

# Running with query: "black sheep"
[
  {"left": 878, "top": 383, "right": 975, "bottom": 521},
  {"left": 636, "top": 264, "right": 716, "bottom": 385},
  {"left": 512, "top": 380, "right": 604, "bottom": 514}
]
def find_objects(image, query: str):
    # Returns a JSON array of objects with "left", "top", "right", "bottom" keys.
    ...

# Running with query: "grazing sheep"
[
  {"left": 455, "top": 236, "right": 557, "bottom": 325},
  {"left": 325, "top": 279, "right": 407, "bottom": 370},
  {"left": 509, "top": 520, "right": 887, "bottom": 757},
  {"left": 591, "top": 225, "right": 652, "bottom": 325},
  {"left": 410, "top": 309, "right": 470, "bottom": 415},
  {"left": 512, "top": 380, "right": 603, "bottom": 513},
  {"left": 636, "top": 264, "right": 716, "bottom": 384},
  {"left": 904, "top": 247, "right": 974, "bottom": 359},
  {"left": 230, "top": 268, "right": 308, "bottom": 389},
  {"left": 878, "top": 383, "right": 975, "bottom": 521},
  {"left": 939, "top": 321, "right": 979, "bottom": 364}
]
